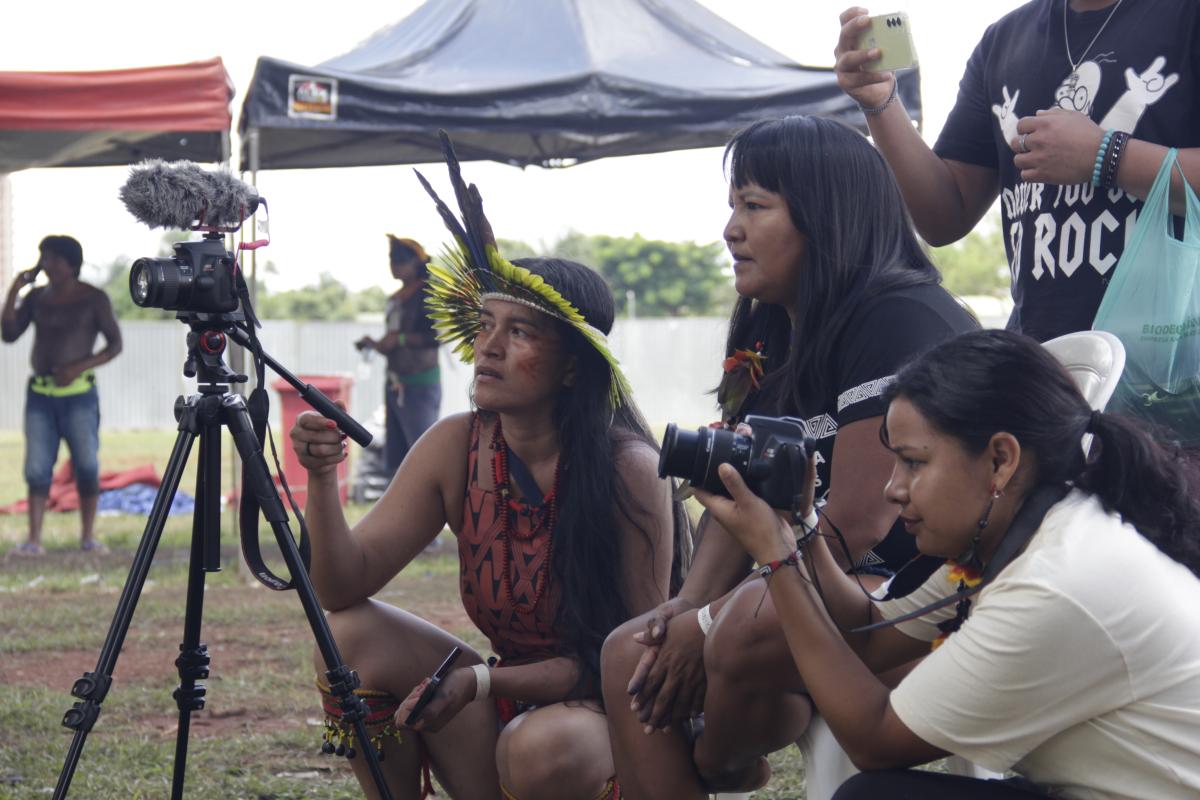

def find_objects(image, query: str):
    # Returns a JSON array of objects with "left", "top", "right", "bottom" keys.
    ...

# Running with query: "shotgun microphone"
[{"left": 119, "top": 159, "right": 261, "bottom": 230}]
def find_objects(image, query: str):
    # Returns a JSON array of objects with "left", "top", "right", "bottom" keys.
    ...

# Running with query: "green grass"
[{"left": 0, "top": 430, "right": 810, "bottom": 799}]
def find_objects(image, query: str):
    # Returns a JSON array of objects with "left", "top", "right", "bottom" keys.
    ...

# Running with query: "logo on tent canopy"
[{"left": 288, "top": 75, "right": 338, "bottom": 121}]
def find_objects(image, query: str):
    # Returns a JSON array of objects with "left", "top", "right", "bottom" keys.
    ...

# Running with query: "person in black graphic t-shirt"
[
  {"left": 835, "top": 0, "right": 1200, "bottom": 343},
  {"left": 601, "top": 116, "right": 978, "bottom": 800}
]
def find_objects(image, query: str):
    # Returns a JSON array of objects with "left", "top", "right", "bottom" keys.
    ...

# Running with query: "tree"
[
  {"left": 928, "top": 227, "right": 1010, "bottom": 298},
  {"left": 495, "top": 237, "right": 538, "bottom": 260},
  {"left": 584, "top": 234, "right": 733, "bottom": 317},
  {"left": 257, "top": 272, "right": 360, "bottom": 320},
  {"left": 530, "top": 231, "right": 731, "bottom": 317},
  {"left": 355, "top": 285, "right": 388, "bottom": 315}
]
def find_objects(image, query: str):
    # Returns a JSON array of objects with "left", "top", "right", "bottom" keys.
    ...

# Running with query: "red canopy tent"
[{"left": 0, "top": 57, "right": 233, "bottom": 173}]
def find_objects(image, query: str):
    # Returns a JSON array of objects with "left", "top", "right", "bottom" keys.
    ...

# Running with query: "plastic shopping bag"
[{"left": 1092, "top": 148, "right": 1200, "bottom": 445}]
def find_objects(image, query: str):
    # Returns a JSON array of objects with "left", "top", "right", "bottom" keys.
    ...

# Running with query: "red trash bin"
[{"left": 272, "top": 375, "right": 352, "bottom": 506}]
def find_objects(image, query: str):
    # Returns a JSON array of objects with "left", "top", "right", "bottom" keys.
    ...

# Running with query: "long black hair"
[
  {"left": 723, "top": 115, "right": 941, "bottom": 416},
  {"left": 507, "top": 258, "right": 691, "bottom": 692},
  {"left": 884, "top": 329, "right": 1200, "bottom": 577}
]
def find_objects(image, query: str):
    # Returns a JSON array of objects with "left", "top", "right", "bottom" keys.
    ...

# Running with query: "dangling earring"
[{"left": 955, "top": 483, "right": 1002, "bottom": 569}]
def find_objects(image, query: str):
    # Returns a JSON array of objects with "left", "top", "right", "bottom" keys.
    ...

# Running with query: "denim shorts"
[{"left": 24, "top": 384, "right": 101, "bottom": 496}]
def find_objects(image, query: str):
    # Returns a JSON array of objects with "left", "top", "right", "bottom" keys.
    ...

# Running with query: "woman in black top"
[{"left": 602, "top": 115, "right": 978, "bottom": 799}]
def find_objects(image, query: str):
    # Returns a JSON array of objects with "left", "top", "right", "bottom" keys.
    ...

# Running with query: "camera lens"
[
  {"left": 658, "top": 424, "right": 753, "bottom": 496},
  {"left": 129, "top": 257, "right": 192, "bottom": 310},
  {"left": 658, "top": 423, "right": 702, "bottom": 480},
  {"left": 130, "top": 264, "right": 151, "bottom": 305}
]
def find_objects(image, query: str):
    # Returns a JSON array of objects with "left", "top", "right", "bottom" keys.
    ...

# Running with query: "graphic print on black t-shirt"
[
  {"left": 996, "top": 51, "right": 1178, "bottom": 324},
  {"left": 935, "top": 0, "right": 1200, "bottom": 342}
]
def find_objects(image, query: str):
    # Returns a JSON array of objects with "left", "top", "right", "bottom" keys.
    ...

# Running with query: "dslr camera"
[
  {"left": 129, "top": 234, "right": 241, "bottom": 314},
  {"left": 120, "top": 160, "right": 264, "bottom": 315},
  {"left": 658, "top": 415, "right": 815, "bottom": 510}
]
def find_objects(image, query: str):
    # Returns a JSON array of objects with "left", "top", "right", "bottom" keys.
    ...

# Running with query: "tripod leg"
[
  {"left": 53, "top": 399, "right": 201, "bottom": 800},
  {"left": 169, "top": 409, "right": 224, "bottom": 800},
  {"left": 221, "top": 394, "right": 396, "bottom": 800}
]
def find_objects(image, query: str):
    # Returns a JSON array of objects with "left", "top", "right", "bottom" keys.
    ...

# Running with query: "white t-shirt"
[{"left": 880, "top": 490, "right": 1200, "bottom": 799}]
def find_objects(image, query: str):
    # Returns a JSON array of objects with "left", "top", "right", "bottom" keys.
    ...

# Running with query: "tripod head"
[
  {"left": 172, "top": 311, "right": 372, "bottom": 447},
  {"left": 181, "top": 312, "right": 247, "bottom": 386}
]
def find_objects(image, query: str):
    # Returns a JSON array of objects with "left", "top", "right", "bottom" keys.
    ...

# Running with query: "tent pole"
[
  {"left": 235, "top": 127, "right": 264, "bottom": 579},
  {"left": 248, "top": 128, "right": 260, "bottom": 311},
  {"left": 0, "top": 174, "right": 11, "bottom": 293},
  {"left": 223, "top": 128, "right": 245, "bottom": 570}
]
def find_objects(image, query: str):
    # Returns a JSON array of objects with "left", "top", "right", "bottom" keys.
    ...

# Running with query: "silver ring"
[
  {"left": 1019, "top": 132, "right": 1031, "bottom": 153},
  {"left": 306, "top": 441, "right": 315, "bottom": 457}
]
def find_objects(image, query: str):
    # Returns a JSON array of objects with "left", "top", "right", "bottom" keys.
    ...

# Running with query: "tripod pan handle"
[{"left": 302, "top": 385, "right": 373, "bottom": 447}]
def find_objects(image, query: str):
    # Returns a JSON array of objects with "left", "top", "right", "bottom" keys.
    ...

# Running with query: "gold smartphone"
[{"left": 857, "top": 11, "right": 918, "bottom": 73}]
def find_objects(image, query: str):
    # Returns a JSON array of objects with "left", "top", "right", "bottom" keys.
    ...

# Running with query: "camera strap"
[
  {"left": 238, "top": 320, "right": 313, "bottom": 591},
  {"left": 847, "top": 483, "right": 1069, "bottom": 634}
]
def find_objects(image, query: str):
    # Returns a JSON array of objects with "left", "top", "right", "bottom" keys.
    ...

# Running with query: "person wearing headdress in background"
[{"left": 355, "top": 235, "right": 442, "bottom": 477}]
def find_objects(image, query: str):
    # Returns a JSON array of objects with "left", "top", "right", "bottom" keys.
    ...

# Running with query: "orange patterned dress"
[{"left": 458, "top": 414, "right": 563, "bottom": 665}]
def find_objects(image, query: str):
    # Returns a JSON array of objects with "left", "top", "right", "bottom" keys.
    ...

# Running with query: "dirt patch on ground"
[
  {"left": 8, "top": 636, "right": 292, "bottom": 691},
  {"left": 9, "top": 590, "right": 472, "bottom": 740}
]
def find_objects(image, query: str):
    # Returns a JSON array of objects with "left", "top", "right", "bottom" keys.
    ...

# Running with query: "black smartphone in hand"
[{"left": 403, "top": 646, "right": 463, "bottom": 726}]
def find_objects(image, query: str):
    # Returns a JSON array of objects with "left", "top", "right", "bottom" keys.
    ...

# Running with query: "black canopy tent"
[{"left": 238, "top": 0, "right": 920, "bottom": 170}]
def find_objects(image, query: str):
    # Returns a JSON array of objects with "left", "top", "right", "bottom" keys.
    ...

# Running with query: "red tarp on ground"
[
  {"left": 0, "top": 57, "right": 233, "bottom": 172},
  {"left": 0, "top": 461, "right": 162, "bottom": 514}
]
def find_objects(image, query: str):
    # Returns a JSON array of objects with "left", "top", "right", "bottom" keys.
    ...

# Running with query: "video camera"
[
  {"left": 658, "top": 415, "right": 815, "bottom": 510},
  {"left": 120, "top": 160, "right": 264, "bottom": 315}
]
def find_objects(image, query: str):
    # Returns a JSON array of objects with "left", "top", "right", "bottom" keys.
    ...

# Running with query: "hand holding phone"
[
  {"left": 403, "top": 646, "right": 463, "bottom": 727},
  {"left": 856, "top": 11, "right": 918, "bottom": 73},
  {"left": 19, "top": 265, "right": 42, "bottom": 287}
]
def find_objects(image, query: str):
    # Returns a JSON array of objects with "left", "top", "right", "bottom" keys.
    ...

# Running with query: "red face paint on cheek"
[{"left": 517, "top": 354, "right": 544, "bottom": 382}]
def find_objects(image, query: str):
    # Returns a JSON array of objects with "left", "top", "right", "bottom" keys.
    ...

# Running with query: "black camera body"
[
  {"left": 129, "top": 234, "right": 241, "bottom": 314},
  {"left": 657, "top": 415, "right": 815, "bottom": 510}
]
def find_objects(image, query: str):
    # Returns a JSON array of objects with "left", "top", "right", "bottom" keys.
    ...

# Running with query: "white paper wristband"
[
  {"left": 697, "top": 603, "right": 714, "bottom": 637},
  {"left": 793, "top": 509, "right": 819, "bottom": 540},
  {"left": 471, "top": 663, "right": 491, "bottom": 702}
]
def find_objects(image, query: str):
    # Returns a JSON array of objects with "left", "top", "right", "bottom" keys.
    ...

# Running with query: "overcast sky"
[{"left": 1, "top": 0, "right": 1025, "bottom": 291}]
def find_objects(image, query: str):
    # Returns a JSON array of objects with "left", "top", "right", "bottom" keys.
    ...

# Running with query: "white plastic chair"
[
  {"left": 792, "top": 330, "right": 1127, "bottom": 799},
  {"left": 1042, "top": 329, "right": 1126, "bottom": 452}
]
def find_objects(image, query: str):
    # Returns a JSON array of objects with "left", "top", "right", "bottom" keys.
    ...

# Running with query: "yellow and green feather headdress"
[{"left": 415, "top": 132, "right": 632, "bottom": 409}]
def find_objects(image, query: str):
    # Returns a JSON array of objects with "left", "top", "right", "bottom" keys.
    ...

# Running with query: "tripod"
[{"left": 53, "top": 315, "right": 394, "bottom": 800}]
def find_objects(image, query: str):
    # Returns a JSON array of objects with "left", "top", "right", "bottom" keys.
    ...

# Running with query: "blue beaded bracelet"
[{"left": 1092, "top": 130, "right": 1114, "bottom": 187}]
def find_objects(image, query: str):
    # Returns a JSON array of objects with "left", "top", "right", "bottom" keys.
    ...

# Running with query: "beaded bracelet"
[
  {"left": 1100, "top": 131, "right": 1130, "bottom": 190},
  {"left": 859, "top": 80, "right": 898, "bottom": 116},
  {"left": 1092, "top": 130, "right": 1114, "bottom": 187},
  {"left": 756, "top": 548, "right": 803, "bottom": 579}
]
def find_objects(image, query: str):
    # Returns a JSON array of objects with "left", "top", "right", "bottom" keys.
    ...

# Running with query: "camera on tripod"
[
  {"left": 129, "top": 235, "right": 240, "bottom": 313},
  {"left": 120, "top": 159, "right": 264, "bottom": 316},
  {"left": 51, "top": 162, "right": 387, "bottom": 800},
  {"left": 658, "top": 415, "right": 815, "bottom": 509}
]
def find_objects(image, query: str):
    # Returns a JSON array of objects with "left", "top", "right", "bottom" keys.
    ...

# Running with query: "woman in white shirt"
[{"left": 694, "top": 329, "right": 1200, "bottom": 799}]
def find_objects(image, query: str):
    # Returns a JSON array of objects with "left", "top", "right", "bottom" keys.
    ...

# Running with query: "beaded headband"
[{"left": 415, "top": 132, "right": 632, "bottom": 409}]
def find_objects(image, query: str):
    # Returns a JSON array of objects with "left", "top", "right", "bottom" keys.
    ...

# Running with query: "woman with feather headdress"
[{"left": 291, "top": 134, "right": 688, "bottom": 800}]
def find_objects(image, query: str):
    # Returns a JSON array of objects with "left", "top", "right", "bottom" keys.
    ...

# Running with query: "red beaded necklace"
[{"left": 490, "top": 419, "right": 560, "bottom": 615}]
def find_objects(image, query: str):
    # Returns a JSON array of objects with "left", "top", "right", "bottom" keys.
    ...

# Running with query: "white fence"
[{"left": 0, "top": 317, "right": 731, "bottom": 432}]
